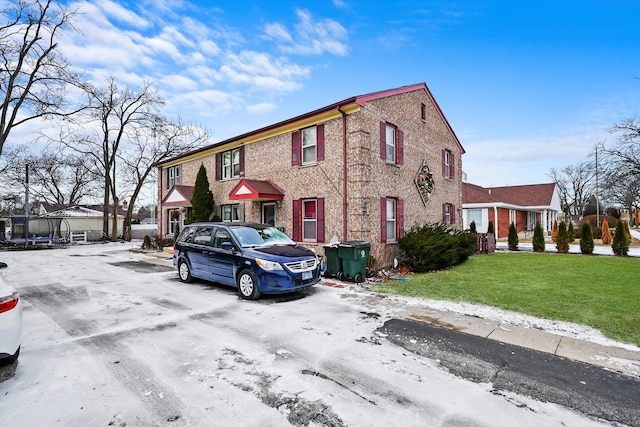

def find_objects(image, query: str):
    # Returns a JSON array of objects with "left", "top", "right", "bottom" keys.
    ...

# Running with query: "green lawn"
[{"left": 371, "top": 252, "right": 640, "bottom": 346}]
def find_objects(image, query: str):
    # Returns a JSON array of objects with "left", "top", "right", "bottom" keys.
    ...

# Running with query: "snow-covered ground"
[{"left": 0, "top": 242, "right": 632, "bottom": 426}]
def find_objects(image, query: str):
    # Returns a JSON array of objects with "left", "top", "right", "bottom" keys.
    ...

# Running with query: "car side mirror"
[
  {"left": 0, "top": 262, "right": 7, "bottom": 269},
  {"left": 221, "top": 242, "right": 234, "bottom": 251}
]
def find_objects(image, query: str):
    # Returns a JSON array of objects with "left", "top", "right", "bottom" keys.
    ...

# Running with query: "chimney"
[{"left": 122, "top": 200, "right": 128, "bottom": 210}]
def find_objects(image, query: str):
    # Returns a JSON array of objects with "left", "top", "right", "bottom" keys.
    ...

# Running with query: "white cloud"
[
  {"left": 94, "top": 0, "right": 150, "bottom": 29},
  {"left": 265, "top": 9, "right": 348, "bottom": 56},
  {"left": 462, "top": 129, "right": 608, "bottom": 187},
  {"left": 246, "top": 102, "right": 277, "bottom": 114},
  {"left": 264, "top": 23, "right": 292, "bottom": 42},
  {"left": 220, "top": 51, "right": 309, "bottom": 92},
  {"left": 159, "top": 74, "right": 198, "bottom": 91}
]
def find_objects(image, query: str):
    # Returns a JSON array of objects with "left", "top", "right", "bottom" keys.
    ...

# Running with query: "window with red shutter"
[
  {"left": 380, "top": 197, "right": 387, "bottom": 243},
  {"left": 397, "top": 198, "right": 404, "bottom": 239},
  {"left": 316, "top": 124, "right": 325, "bottom": 161},
  {"left": 291, "top": 131, "right": 301, "bottom": 166},
  {"left": 292, "top": 199, "right": 301, "bottom": 241},
  {"left": 317, "top": 198, "right": 325, "bottom": 243},
  {"left": 215, "top": 153, "right": 222, "bottom": 181},
  {"left": 397, "top": 130, "right": 404, "bottom": 165},
  {"left": 449, "top": 152, "right": 455, "bottom": 179},
  {"left": 380, "top": 122, "right": 386, "bottom": 160}
]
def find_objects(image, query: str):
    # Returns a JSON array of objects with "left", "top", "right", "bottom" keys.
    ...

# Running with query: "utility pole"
[
  {"left": 595, "top": 144, "right": 600, "bottom": 228},
  {"left": 25, "top": 164, "right": 29, "bottom": 241}
]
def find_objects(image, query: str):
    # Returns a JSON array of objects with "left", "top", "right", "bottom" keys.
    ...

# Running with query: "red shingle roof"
[{"left": 463, "top": 182, "right": 556, "bottom": 207}]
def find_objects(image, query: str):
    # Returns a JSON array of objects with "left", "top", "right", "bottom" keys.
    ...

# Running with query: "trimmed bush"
[
  {"left": 601, "top": 220, "right": 612, "bottom": 245},
  {"left": 556, "top": 221, "right": 569, "bottom": 254},
  {"left": 612, "top": 220, "right": 629, "bottom": 256},
  {"left": 623, "top": 220, "right": 632, "bottom": 243},
  {"left": 398, "top": 223, "right": 477, "bottom": 272},
  {"left": 567, "top": 222, "right": 575, "bottom": 243},
  {"left": 532, "top": 221, "right": 545, "bottom": 252},
  {"left": 508, "top": 222, "right": 518, "bottom": 251},
  {"left": 580, "top": 222, "right": 594, "bottom": 255},
  {"left": 487, "top": 221, "right": 494, "bottom": 234},
  {"left": 469, "top": 221, "right": 477, "bottom": 233}
]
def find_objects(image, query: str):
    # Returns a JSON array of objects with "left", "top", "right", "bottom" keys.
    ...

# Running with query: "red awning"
[{"left": 229, "top": 179, "right": 284, "bottom": 201}]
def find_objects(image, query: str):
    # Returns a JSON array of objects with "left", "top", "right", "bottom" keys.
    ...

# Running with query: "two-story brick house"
[{"left": 157, "top": 83, "right": 464, "bottom": 267}]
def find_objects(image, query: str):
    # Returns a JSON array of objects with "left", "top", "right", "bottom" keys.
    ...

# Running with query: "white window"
[
  {"left": 444, "top": 150, "right": 451, "bottom": 179},
  {"left": 468, "top": 209, "right": 483, "bottom": 229},
  {"left": 386, "top": 198, "right": 397, "bottom": 241},
  {"left": 444, "top": 203, "right": 452, "bottom": 224},
  {"left": 222, "top": 204, "right": 240, "bottom": 222},
  {"left": 527, "top": 212, "right": 537, "bottom": 230},
  {"left": 168, "top": 210, "right": 180, "bottom": 235},
  {"left": 222, "top": 148, "right": 240, "bottom": 179},
  {"left": 302, "top": 127, "right": 317, "bottom": 164},
  {"left": 385, "top": 125, "right": 396, "bottom": 164},
  {"left": 509, "top": 209, "right": 516, "bottom": 226},
  {"left": 302, "top": 200, "right": 317, "bottom": 241},
  {"left": 168, "top": 165, "right": 181, "bottom": 188}
]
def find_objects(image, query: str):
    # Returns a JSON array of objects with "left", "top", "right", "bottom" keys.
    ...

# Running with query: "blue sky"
[{"left": 55, "top": 0, "right": 640, "bottom": 187}]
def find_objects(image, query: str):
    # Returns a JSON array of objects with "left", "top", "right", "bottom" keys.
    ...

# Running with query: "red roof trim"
[{"left": 158, "top": 82, "right": 464, "bottom": 165}]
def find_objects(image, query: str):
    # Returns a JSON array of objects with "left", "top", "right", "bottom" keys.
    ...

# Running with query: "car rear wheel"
[
  {"left": 237, "top": 269, "right": 260, "bottom": 300},
  {"left": 178, "top": 260, "right": 193, "bottom": 283}
]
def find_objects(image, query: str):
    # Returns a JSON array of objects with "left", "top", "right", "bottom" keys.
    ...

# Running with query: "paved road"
[
  {"left": 380, "top": 318, "right": 640, "bottom": 427},
  {"left": 0, "top": 243, "right": 634, "bottom": 426}
]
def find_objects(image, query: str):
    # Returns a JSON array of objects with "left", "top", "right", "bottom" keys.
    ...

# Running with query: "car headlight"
[{"left": 255, "top": 258, "right": 283, "bottom": 271}]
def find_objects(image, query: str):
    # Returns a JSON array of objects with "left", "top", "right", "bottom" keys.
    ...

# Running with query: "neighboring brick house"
[
  {"left": 157, "top": 83, "right": 464, "bottom": 267},
  {"left": 462, "top": 182, "right": 561, "bottom": 239}
]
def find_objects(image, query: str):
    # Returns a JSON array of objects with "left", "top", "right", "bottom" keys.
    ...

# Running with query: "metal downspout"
[{"left": 339, "top": 107, "right": 348, "bottom": 240}]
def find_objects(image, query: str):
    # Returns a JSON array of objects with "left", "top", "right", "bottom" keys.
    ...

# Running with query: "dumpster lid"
[{"left": 339, "top": 240, "right": 370, "bottom": 248}]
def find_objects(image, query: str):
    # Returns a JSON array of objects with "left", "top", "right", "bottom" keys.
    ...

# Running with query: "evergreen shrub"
[
  {"left": 508, "top": 222, "right": 518, "bottom": 251},
  {"left": 580, "top": 222, "right": 594, "bottom": 255},
  {"left": 398, "top": 223, "right": 476, "bottom": 272},
  {"left": 532, "top": 221, "right": 545, "bottom": 252},
  {"left": 556, "top": 221, "right": 569, "bottom": 254},
  {"left": 612, "top": 220, "right": 629, "bottom": 256}
]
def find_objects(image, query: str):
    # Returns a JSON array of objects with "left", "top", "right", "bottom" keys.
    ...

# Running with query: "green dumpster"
[
  {"left": 323, "top": 245, "right": 341, "bottom": 277},
  {"left": 337, "top": 240, "right": 370, "bottom": 283}
]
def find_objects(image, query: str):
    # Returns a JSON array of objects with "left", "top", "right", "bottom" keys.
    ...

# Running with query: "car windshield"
[{"left": 231, "top": 226, "right": 295, "bottom": 248}]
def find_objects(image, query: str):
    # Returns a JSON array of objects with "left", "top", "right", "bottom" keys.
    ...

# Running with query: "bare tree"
[
  {"left": 0, "top": 0, "right": 82, "bottom": 158},
  {"left": 118, "top": 118, "right": 209, "bottom": 240},
  {"left": 605, "top": 116, "right": 640, "bottom": 219},
  {"left": 3, "top": 147, "right": 100, "bottom": 205},
  {"left": 608, "top": 116, "right": 640, "bottom": 175},
  {"left": 61, "top": 78, "right": 165, "bottom": 240},
  {"left": 548, "top": 161, "right": 596, "bottom": 220}
]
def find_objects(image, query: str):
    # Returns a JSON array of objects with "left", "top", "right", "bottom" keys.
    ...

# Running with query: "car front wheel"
[
  {"left": 178, "top": 260, "right": 193, "bottom": 283},
  {"left": 237, "top": 269, "right": 261, "bottom": 300}
]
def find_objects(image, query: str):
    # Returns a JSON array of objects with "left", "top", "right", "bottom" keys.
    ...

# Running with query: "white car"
[{"left": 0, "top": 262, "right": 22, "bottom": 364}]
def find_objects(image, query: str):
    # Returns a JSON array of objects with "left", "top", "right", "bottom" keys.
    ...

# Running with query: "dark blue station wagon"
[{"left": 173, "top": 222, "right": 321, "bottom": 299}]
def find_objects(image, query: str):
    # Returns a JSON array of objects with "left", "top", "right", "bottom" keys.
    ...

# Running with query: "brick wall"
[{"left": 158, "top": 87, "right": 463, "bottom": 268}]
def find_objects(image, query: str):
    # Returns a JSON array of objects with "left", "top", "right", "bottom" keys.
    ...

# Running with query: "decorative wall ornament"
[{"left": 414, "top": 159, "right": 435, "bottom": 206}]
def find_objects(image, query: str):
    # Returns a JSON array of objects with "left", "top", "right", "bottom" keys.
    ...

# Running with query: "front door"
[{"left": 262, "top": 202, "right": 276, "bottom": 226}]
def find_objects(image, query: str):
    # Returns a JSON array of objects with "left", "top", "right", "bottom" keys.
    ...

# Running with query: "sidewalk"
[{"left": 395, "top": 304, "right": 640, "bottom": 378}]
